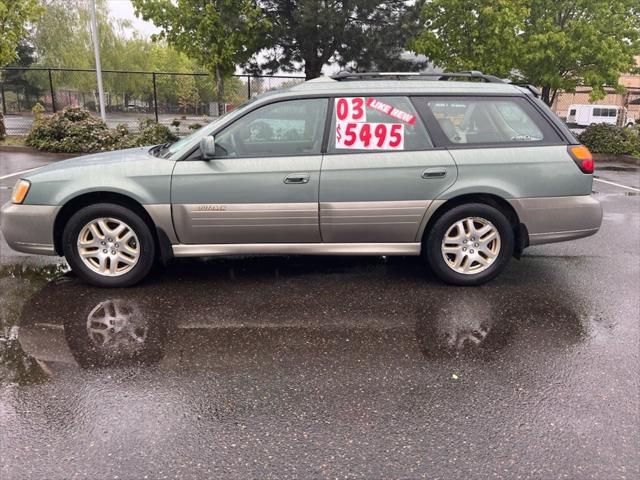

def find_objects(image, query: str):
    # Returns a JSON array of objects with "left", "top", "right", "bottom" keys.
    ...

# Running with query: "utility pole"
[{"left": 89, "top": 0, "right": 106, "bottom": 121}]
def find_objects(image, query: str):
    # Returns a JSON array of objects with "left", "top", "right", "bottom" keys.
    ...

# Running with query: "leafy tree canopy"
[
  {"left": 245, "top": 0, "right": 425, "bottom": 79},
  {"left": 0, "top": 0, "right": 41, "bottom": 66},
  {"left": 410, "top": 0, "right": 640, "bottom": 105},
  {"left": 131, "top": 0, "right": 269, "bottom": 106},
  {"left": 23, "top": 1, "right": 227, "bottom": 105},
  {"left": 0, "top": 0, "right": 42, "bottom": 138}
]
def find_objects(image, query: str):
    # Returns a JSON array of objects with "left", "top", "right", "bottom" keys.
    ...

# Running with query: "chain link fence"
[{"left": 0, "top": 67, "right": 305, "bottom": 136}]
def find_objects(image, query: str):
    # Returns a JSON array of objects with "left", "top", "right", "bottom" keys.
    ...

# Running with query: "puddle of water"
[
  {"left": 596, "top": 166, "right": 639, "bottom": 172},
  {"left": 0, "top": 263, "right": 68, "bottom": 385},
  {"left": 593, "top": 190, "right": 640, "bottom": 197}
]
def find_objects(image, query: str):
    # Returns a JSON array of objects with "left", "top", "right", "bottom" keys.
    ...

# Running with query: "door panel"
[
  {"left": 171, "top": 98, "right": 328, "bottom": 245},
  {"left": 171, "top": 156, "right": 322, "bottom": 244},
  {"left": 319, "top": 151, "right": 457, "bottom": 242},
  {"left": 320, "top": 95, "right": 457, "bottom": 243}
]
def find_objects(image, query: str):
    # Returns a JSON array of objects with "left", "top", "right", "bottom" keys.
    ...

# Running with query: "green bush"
[
  {"left": 31, "top": 102, "right": 45, "bottom": 122},
  {"left": 578, "top": 123, "right": 640, "bottom": 157},
  {"left": 26, "top": 107, "right": 177, "bottom": 153}
]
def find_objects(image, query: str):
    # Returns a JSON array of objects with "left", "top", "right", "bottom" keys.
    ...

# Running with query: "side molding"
[{"left": 172, "top": 242, "right": 422, "bottom": 257}]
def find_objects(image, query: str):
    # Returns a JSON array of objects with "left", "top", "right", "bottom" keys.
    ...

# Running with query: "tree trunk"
[
  {"left": 541, "top": 85, "right": 552, "bottom": 106},
  {"left": 0, "top": 112, "right": 6, "bottom": 140},
  {"left": 216, "top": 65, "right": 225, "bottom": 116},
  {"left": 549, "top": 89, "right": 559, "bottom": 108},
  {"left": 304, "top": 58, "right": 323, "bottom": 80}
]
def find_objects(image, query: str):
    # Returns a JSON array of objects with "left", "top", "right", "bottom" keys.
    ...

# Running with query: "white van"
[{"left": 566, "top": 104, "right": 633, "bottom": 127}]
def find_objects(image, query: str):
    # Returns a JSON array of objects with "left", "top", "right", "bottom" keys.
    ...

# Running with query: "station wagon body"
[{"left": 1, "top": 72, "right": 603, "bottom": 287}]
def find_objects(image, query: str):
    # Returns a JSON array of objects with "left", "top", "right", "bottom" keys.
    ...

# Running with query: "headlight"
[{"left": 11, "top": 179, "right": 31, "bottom": 204}]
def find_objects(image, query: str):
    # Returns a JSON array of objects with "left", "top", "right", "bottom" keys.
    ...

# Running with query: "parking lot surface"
[{"left": 0, "top": 154, "right": 638, "bottom": 479}]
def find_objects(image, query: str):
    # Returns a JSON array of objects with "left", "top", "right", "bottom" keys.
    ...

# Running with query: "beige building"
[{"left": 552, "top": 56, "right": 640, "bottom": 123}]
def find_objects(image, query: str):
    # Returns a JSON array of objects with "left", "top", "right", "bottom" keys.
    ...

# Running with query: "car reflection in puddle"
[
  {"left": 17, "top": 279, "right": 169, "bottom": 372},
  {"left": 10, "top": 257, "right": 593, "bottom": 380},
  {"left": 414, "top": 287, "right": 587, "bottom": 360}
]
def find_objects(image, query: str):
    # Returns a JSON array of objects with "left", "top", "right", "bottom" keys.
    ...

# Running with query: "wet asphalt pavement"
[{"left": 0, "top": 153, "right": 638, "bottom": 479}]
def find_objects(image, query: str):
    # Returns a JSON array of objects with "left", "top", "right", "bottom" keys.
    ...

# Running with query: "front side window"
[
  {"left": 328, "top": 96, "right": 432, "bottom": 153},
  {"left": 593, "top": 108, "right": 602, "bottom": 117},
  {"left": 425, "top": 97, "right": 552, "bottom": 144},
  {"left": 214, "top": 98, "right": 328, "bottom": 157}
]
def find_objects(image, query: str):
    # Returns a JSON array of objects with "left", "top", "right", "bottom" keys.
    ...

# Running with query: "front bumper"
[
  {"left": 508, "top": 195, "right": 603, "bottom": 246},
  {"left": 0, "top": 202, "right": 59, "bottom": 255}
]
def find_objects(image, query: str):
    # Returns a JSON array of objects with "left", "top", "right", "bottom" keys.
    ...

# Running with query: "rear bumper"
[
  {"left": 0, "top": 202, "right": 59, "bottom": 255},
  {"left": 508, "top": 195, "right": 602, "bottom": 246}
]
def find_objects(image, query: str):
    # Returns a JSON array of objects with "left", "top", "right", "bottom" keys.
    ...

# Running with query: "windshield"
[
  {"left": 163, "top": 123, "right": 211, "bottom": 156},
  {"left": 161, "top": 96, "right": 261, "bottom": 158}
]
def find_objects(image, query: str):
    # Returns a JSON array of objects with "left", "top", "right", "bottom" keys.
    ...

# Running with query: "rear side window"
[
  {"left": 328, "top": 96, "right": 432, "bottom": 153},
  {"left": 415, "top": 96, "right": 562, "bottom": 146}
]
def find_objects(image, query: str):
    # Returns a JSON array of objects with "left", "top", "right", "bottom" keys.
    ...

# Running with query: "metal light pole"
[{"left": 89, "top": 0, "right": 106, "bottom": 121}]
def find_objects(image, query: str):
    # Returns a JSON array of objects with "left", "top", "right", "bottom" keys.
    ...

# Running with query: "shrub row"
[
  {"left": 25, "top": 107, "right": 177, "bottom": 153},
  {"left": 578, "top": 123, "right": 640, "bottom": 157}
]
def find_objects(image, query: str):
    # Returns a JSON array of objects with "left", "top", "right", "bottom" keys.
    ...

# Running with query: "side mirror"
[{"left": 199, "top": 136, "right": 216, "bottom": 160}]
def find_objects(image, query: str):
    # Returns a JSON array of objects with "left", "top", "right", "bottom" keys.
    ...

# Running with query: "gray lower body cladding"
[
  {"left": 0, "top": 195, "right": 601, "bottom": 257},
  {"left": 0, "top": 203, "right": 59, "bottom": 255},
  {"left": 507, "top": 195, "right": 602, "bottom": 245}
]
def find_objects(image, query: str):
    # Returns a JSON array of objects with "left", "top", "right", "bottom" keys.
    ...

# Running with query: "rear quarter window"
[
  {"left": 328, "top": 96, "right": 433, "bottom": 153},
  {"left": 413, "top": 96, "right": 563, "bottom": 147}
]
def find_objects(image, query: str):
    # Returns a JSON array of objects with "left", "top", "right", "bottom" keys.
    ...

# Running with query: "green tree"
[
  {"left": 176, "top": 74, "right": 199, "bottom": 113},
  {"left": 4, "top": 39, "right": 42, "bottom": 108},
  {"left": 0, "top": 0, "right": 42, "bottom": 138},
  {"left": 521, "top": 0, "right": 640, "bottom": 104},
  {"left": 132, "top": 0, "right": 269, "bottom": 114},
  {"left": 29, "top": 1, "right": 210, "bottom": 112},
  {"left": 410, "top": 0, "right": 640, "bottom": 105},
  {"left": 246, "top": 1, "right": 425, "bottom": 80}
]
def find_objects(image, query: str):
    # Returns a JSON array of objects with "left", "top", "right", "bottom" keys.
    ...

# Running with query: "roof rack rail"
[
  {"left": 511, "top": 83, "right": 541, "bottom": 98},
  {"left": 330, "top": 70, "right": 506, "bottom": 84}
]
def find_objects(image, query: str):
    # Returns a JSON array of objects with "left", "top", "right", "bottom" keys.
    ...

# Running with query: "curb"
[
  {"left": 0, "top": 145, "right": 75, "bottom": 158},
  {"left": 593, "top": 153, "right": 640, "bottom": 166}
]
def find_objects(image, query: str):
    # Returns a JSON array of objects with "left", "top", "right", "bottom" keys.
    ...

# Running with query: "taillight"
[{"left": 568, "top": 145, "right": 594, "bottom": 174}]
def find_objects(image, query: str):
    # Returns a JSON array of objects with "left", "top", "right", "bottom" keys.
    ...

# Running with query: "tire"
[
  {"left": 62, "top": 203, "right": 156, "bottom": 287},
  {"left": 424, "top": 203, "right": 514, "bottom": 286}
]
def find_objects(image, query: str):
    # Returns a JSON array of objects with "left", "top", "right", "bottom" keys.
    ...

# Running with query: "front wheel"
[
  {"left": 63, "top": 203, "right": 156, "bottom": 287},
  {"left": 424, "top": 203, "right": 514, "bottom": 286}
]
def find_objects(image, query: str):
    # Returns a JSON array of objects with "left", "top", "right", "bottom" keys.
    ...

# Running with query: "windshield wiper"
[{"left": 152, "top": 142, "right": 173, "bottom": 158}]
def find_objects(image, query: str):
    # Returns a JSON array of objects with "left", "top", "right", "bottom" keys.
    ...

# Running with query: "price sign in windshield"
[
  {"left": 335, "top": 97, "right": 367, "bottom": 122},
  {"left": 335, "top": 122, "right": 404, "bottom": 150}
]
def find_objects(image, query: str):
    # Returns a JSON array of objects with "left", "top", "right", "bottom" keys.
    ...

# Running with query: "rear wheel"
[
  {"left": 62, "top": 203, "right": 155, "bottom": 287},
  {"left": 425, "top": 203, "right": 514, "bottom": 285}
]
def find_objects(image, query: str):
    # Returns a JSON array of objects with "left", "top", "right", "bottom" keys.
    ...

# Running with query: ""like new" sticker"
[{"left": 366, "top": 98, "right": 416, "bottom": 125}]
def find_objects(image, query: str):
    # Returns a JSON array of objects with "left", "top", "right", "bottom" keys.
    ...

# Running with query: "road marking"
[
  {"left": 594, "top": 178, "right": 640, "bottom": 192},
  {"left": 0, "top": 167, "right": 41, "bottom": 181}
]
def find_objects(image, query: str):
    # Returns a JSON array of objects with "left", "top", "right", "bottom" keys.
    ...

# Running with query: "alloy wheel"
[
  {"left": 77, "top": 217, "right": 140, "bottom": 276},
  {"left": 441, "top": 217, "right": 501, "bottom": 275}
]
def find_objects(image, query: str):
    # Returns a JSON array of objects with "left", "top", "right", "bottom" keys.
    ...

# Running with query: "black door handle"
[
  {"left": 284, "top": 173, "right": 310, "bottom": 184},
  {"left": 422, "top": 168, "right": 447, "bottom": 179}
]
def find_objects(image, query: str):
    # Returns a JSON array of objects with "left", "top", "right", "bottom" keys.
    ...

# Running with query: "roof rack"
[
  {"left": 330, "top": 70, "right": 506, "bottom": 84},
  {"left": 512, "top": 83, "right": 542, "bottom": 98}
]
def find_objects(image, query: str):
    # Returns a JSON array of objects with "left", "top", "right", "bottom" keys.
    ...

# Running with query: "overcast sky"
[{"left": 107, "top": 0, "right": 160, "bottom": 37}]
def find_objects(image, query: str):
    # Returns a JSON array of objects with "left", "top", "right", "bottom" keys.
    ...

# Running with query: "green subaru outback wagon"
[{"left": 1, "top": 72, "right": 602, "bottom": 287}]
